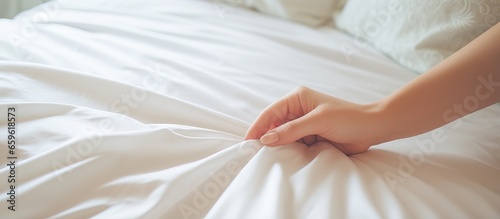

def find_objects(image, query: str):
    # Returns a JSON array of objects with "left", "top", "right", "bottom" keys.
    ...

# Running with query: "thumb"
[{"left": 260, "top": 112, "right": 319, "bottom": 146}]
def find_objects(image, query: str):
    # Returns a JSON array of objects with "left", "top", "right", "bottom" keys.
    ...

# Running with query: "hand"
[
  {"left": 247, "top": 24, "right": 500, "bottom": 155},
  {"left": 244, "top": 86, "right": 385, "bottom": 155}
]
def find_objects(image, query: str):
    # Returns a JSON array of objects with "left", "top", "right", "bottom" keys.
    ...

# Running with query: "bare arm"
[
  {"left": 245, "top": 23, "right": 500, "bottom": 155},
  {"left": 376, "top": 23, "right": 500, "bottom": 143}
]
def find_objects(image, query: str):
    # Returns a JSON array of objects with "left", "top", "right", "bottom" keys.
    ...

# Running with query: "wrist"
[{"left": 362, "top": 99, "right": 398, "bottom": 146}]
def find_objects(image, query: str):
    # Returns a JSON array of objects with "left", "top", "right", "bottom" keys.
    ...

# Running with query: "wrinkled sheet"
[{"left": 0, "top": 0, "right": 499, "bottom": 218}]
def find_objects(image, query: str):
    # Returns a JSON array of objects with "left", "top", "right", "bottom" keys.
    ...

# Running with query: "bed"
[{"left": 1, "top": 0, "right": 499, "bottom": 218}]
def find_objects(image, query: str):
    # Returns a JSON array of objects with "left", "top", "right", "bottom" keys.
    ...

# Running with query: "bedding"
[
  {"left": 228, "top": 0, "right": 346, "bottom": 27},
  {"left": 1, "top": 0, "right": 500, "bottom": 218},
  {"left": 335, "top": 0, "right": 500, "bottom": 73},
  {"left": 0, "top": 0, "right": 48, "bottom": 18}
]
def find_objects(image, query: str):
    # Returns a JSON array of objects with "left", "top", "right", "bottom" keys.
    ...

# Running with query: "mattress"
[{"left": 0, "top": 0, "right": 499, "bottom": 218}]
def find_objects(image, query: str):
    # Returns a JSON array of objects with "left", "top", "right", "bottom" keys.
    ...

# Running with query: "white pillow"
[
  {"left": 335, "top": 0, "right": 500, "bottom": 73},
  {"left": 0, "top": 0, "right": 48, "bottom": 18},
  {"left": 219, "top": 0, "right": 346, "bottom": 27}
]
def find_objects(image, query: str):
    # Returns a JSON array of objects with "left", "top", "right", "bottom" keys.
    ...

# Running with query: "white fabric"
[
  {"left": 0, "top": 0, "right": 500, "bottom": 218},
  {"left": 218, "top": 0, "right": 345, "bottom": 27},
  {"left": 0, "top": 0, "right": 47, "bottom": 18},
  {"left": 335, "top": 0, "right": 500, "bottom": 73}
]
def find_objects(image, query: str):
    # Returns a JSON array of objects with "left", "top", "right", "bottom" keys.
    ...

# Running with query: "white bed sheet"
[{"left": 0, "top": 0, "right": 499, "bottom": 218}]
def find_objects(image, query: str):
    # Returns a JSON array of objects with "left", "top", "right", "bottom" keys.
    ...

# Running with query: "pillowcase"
[
  {"left": 0, "top": 0, "right": 47, "bottom": 18},
  {"left": 219, "top": 0, "right": 346, "bottom": 27},
  {"left": 334, "top": 0, "right": 500, "bottom": 73}
]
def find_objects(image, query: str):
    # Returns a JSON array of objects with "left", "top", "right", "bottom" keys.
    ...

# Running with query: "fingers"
[
  {"left": 244, "top": 106, "right": 283, "bottom": 140},
  {"left": 245, "top": 86, "right": 325, "bottom": 147},
  {"left": 260, "top": 109, "right": 321, "bottom": 146},
  {"left": 244, "top": 87, "right": 305, "bottom": 140},
  {"left": 245, "top": 86, "right": 375, "bottom": 155},
  {"left": 244, "top": 104, "right": 283, "bottom": 140}
]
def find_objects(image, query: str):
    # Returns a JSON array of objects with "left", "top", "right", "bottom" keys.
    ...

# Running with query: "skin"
[{"left": 244, "top": 23, "right": 500, "bottom": 155}]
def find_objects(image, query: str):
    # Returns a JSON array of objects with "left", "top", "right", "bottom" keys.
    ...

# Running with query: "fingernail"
[{"left": 261, "top": 131, "right": 279, "bottom": 145}]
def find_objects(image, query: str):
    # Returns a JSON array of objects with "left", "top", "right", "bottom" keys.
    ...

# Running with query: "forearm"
[{"left": 375, "top": 23, "right": 500, "bottom": 143}]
